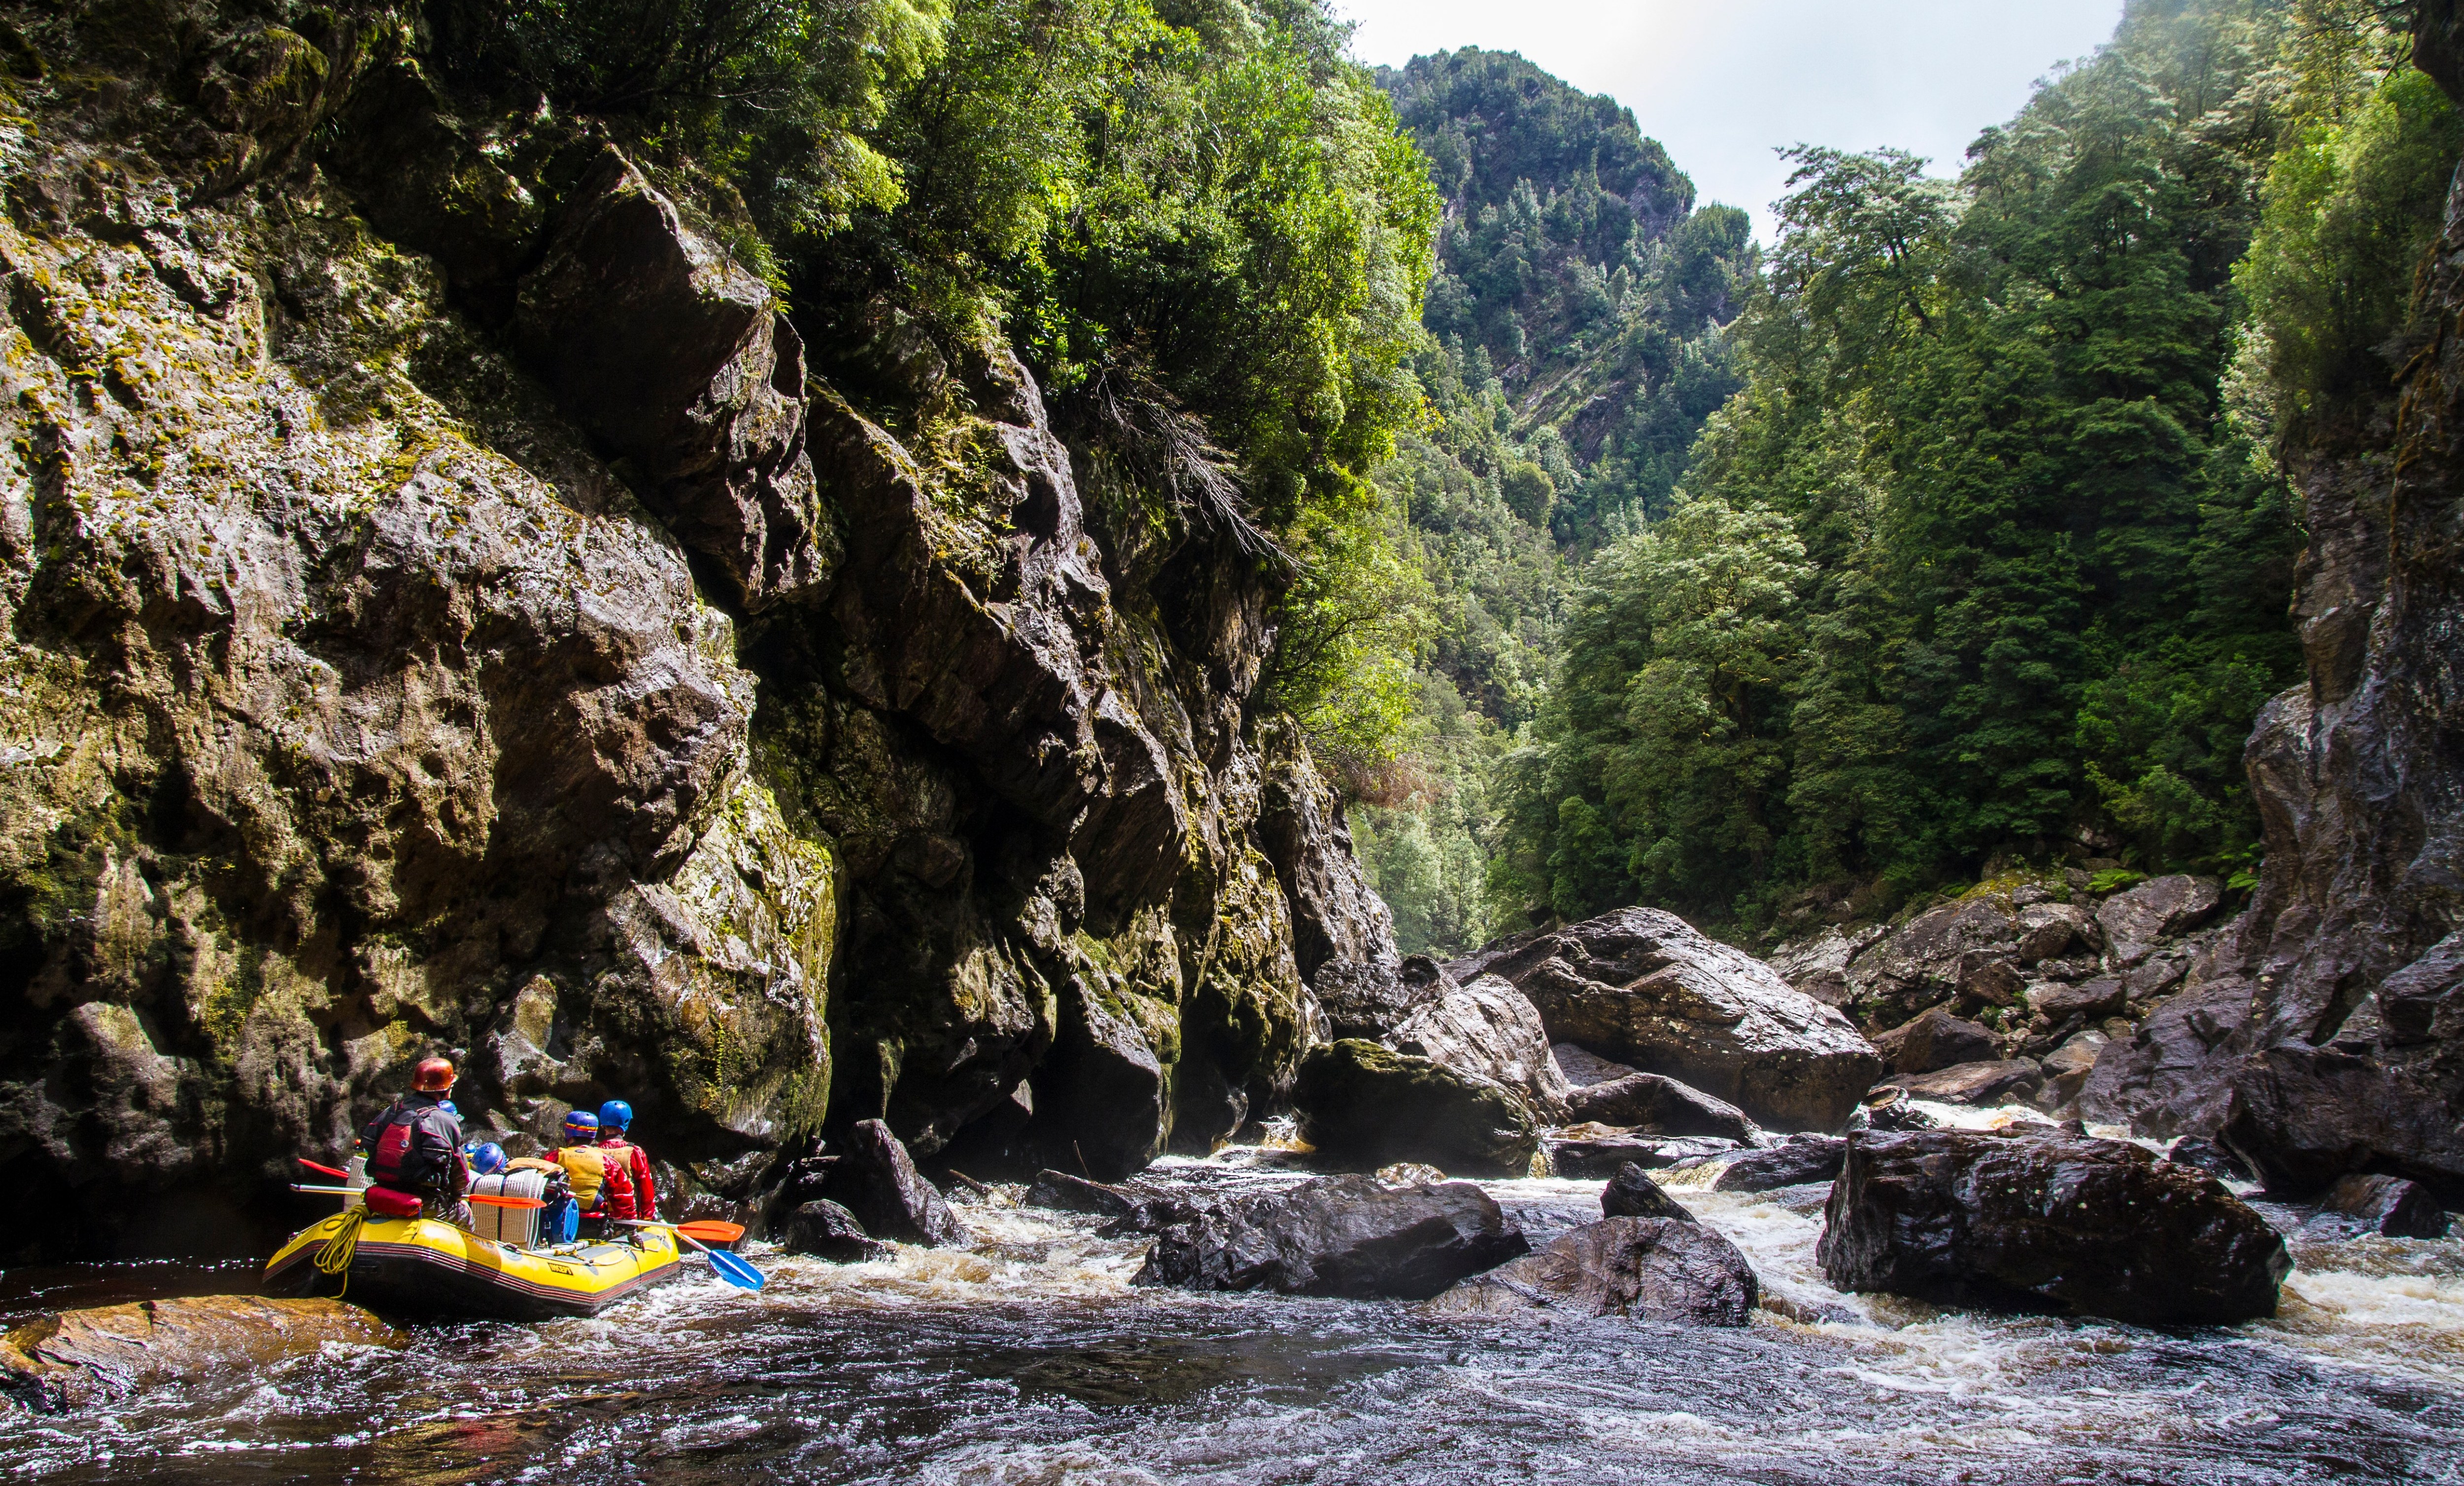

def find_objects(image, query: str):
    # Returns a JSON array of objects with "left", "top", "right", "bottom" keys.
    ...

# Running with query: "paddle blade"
[
  {"left": 298, "top": 1158, "right": 350, "bottom": 1180},
  {"left": 468, "top": 1193, "right": 547, "bottom": 1210},
  {"left": 674, "top": 1220, "right": 746, "bottom": 1246},
  {"left": 704, "top": 1247, "right": 765, "bottom": 1290}
]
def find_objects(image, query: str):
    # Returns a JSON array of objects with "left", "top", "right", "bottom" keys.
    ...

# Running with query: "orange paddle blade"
[
  {"left": 469, "top": 1193, "right": 547, "bottom": 1210},
  {"left": 674, "top": 1220, "right": 746, "bottom": 1245}
]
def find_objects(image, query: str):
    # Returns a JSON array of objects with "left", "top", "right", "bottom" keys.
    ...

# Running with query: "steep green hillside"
[{"left": 1348, "top": 50, "right": 1754, "bottom": 953}]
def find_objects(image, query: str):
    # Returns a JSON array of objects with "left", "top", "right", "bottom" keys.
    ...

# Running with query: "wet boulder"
[
  {"left": 1871, "top": 1007, "right": 1999, "bottom": 1076},
  {"left": 1391, "top": 974, "right": 1572, "bottom": 1118},
  {"left": 1546, "top": 1130, "right": 1741, "bottom": 1178},
  {"left": 2319, "top": 1174, "right": 2451, "bottom": 1240},
  {"left": 1564, "top": 1071, "right": 1758, "bottom": 1142},
  {"left": 2216, "top": 1045, "right": 2464, "bottom": 1200},
  {"left": 1602, "top": 1163, "right": 1698, "bottom": 1222},
  {"left": 2036, "top": 1032, "right": 2109, "bottom": 1111},
  {"left": 1294, "top": 1040, "right": 1540, "bottom": 1178},
  {"left": 1024, "top": 1169, "right": 1205, "bottom": 1236},
  {"left": 1712, "top": 1134, "right": 1847, "bottom": 1192},
  {"left": 2164, "top": 1136, "right": 2252, "bottom": 1183},
  {"left": 820, "top": 1120, "right": 971, "bottom": 1248},
  {"left": 2, "top": 1297, "right": 400, "bottom": 1412},
  {"left": 1461, "top": 909, "right": 1881, "bottom": 1131},
  {"left": 2030, "top": 978, "right": 2126, "bottom": 1024},
  {"left": 1134, "top": 1175, "right": 1528, "bottom": 1299},
  {"left": 1426, "top": 1217, "right": 1756, "bottom": 1327},
  {"left": 1856, "top": 1085, "right": 1940, "bottom": 1132},
  {"left": 1552, "top": 1044, "right": 1641, "bottom": 1086},
  {"left": 779, "top": 1200, "right": 894, "bottom": 1263},
  {"left": 1314, "top": 955, "right": 1451, "bottom": 1042},
  {"left": 2094, "top": 876, "right": 2223, "bottom": 969},
  {"left": 1897, "top": 1059, "right": 2043, "bottom": 1107},
  {"left": 1817, "top": 1130, "right": 2292, "bottom": 1325},
  {"left": 1842, "top": 896, "right": 2026, "bottom": 1026},
  {"left": 2076, "top": 980, "right": 2256, "bottom": 1135}
]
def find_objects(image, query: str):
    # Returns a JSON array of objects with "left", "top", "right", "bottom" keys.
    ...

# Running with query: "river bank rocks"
[
  {"left": 1426, "top": 1216, "right": 1757, "bottom": 1327},
  {"left": 1816, "top": 1130, "right": 2292, "bottom": 1326},
  {"left": 1134, "top": 1175, "right": 1529, "bottom": 1299},
  {"left": 812, "top": 1121, "right": 969, "bottom": 1248},
  {"left": 1293, "top": 1040, "right": 1540, "bottom": 1177},
  {"left": 2, "top": 1296, "right": 399, "bottom": 1412},
  {"left": 1450, "top": 909, "right": 1881, "bottom": 1131},
  {"left": 1602, "top": 1163, "right": 1698, "bottom": 1222},
  {"left": 1711, "top": 1135, "right": 1848, "bottom": 1192},
  {"left": 778, "top": 1200, "right": 895, "bottom": 1263},
  {"left": 1563, "top": 1071, "right": 1758, "bottom": 1141},
  {"left": 0, "top": 4, "right": 1397, "bottom": 1258}
]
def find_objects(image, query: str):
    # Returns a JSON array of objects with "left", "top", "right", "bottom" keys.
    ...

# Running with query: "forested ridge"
[{"left": 1355, "top": 0, "right": 2461, "bottom": 952}]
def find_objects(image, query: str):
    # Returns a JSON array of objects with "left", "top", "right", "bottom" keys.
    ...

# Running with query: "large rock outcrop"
[
  {"left": 1455, "top": 909, "right": 1881, "bottom": 1131},
  {"left": 1817, "top": 1130, "right": 2291, "bottom": 1326},
  {"left": 0, "top": 6, "right": 1388, "bottom": 1257}
]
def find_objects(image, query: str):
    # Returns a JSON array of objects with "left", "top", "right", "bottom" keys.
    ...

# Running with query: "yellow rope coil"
[{"left": 313, "top": 1207, "right": 368, "bottom": 1298}]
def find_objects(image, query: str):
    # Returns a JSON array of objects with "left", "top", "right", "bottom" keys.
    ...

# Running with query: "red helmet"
[{"left": 412, "top": 1057, "right": 456, "bottom": 1091}]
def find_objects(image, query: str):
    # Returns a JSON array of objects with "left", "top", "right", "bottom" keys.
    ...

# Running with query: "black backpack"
[{"left": 364, "top": 1099, "right": 459, "bottom": 1191}]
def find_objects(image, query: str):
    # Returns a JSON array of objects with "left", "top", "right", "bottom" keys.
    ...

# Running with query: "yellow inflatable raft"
[{"left": 263, "top": 1211, "right": 684, "bottom": 1321}]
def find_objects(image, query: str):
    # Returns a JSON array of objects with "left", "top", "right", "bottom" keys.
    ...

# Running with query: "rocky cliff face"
[
  {"left": 1885, "top": 6, "right": 2464, "bottom": 1200},
  {"left": 0, "top": 5, "right": 1392, "bottom": 1258}
]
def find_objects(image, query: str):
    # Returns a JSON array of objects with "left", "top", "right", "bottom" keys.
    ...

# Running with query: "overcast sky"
[{"left": 1335, "top": 0, "right": 2128, "bottom": 242}]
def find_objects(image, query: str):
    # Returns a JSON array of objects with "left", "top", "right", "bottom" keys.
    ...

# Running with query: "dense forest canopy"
[{"left": 1361, "top": 0, "right": 2461, "bottom": 953}]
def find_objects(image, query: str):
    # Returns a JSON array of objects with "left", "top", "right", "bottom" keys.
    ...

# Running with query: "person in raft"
[
  {"left": 356, "top": 1056, "right": 473, "bottom": 1227},
  {"left": 509, "top": 1109, "right": 635, "bottom": 1237},
  {"left": 594, "top": 1100, "right": 659, "bottom": 1224}
]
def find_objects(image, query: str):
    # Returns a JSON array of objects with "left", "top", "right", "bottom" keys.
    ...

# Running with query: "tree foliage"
[{"left": 1489, "top": 0, "right": 2387, "bottom": 932}]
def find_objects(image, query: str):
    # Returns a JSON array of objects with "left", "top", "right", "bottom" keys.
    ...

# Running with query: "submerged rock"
[
  {"left": 1564, "top": 1071, "right": 1758, "bottom": 1141},
  {"left": 2, "top": 1297, "right": 399, "bottom": 1412},
  {"left": 1601, "top": 1163, "right": 1698, "bottom": 1222},
  {"left": 1293, "top": 1040, "right": 1540, "bottom": 1177},
  {"left": 1711, "top": 1135, "right": 1848, "bottom": 1192},
  {"left": 779, "top": 1200, "right": 894, "bottom": 1263},
  {"left": 821, "top": 1121, "right": 970, "bottom": 1248},
  {"left": 1457, "top": 908, "right": 1881, "bottom": 1131},
  {"left": 1426, "top": 1217, "right": 1756, "bottom": 1327},
  {"left": 1816, "top": 1130, "right": 2291, "bottom": 1325},
  {"left": 1134, "top": 1175, "right": 1528, "bottom": 1299}
]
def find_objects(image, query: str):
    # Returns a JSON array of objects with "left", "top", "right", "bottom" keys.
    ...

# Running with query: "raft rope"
[{"left": 313, "top": 1207, "right": 369, "bottom": 1298}]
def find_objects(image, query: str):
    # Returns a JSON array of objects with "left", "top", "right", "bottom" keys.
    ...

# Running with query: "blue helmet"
[
  {"left": 437, "top": 1099, "right": 458, "bottom": 1116},
  {"left": 597, "top": 1099, "right": 633, "bottom": 1133},
  {"left": 562, "top": 1109, "right": 600, "bottom": 1141},
  {"left": 464, "top": 1141, "right": 507, "bottom": 1175}
]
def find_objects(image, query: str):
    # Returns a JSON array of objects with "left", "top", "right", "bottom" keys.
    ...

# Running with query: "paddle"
[
  {"left": 298, "top": 1158, "right": 350, "bottom": 1181},
  {"left": 620, "top": 1221, "right": 764, "bottom": 1290},
  {"left": 673, "top": 1220, "right": 746, "bottom": 1245},
  {"left": 289, "top": 1184, "right": 545, "bottom": 1210}
]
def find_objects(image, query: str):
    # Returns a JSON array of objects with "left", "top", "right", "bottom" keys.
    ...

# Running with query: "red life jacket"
[{"left": 595, "top": 1137, "right": 655, "bottom": 1220}]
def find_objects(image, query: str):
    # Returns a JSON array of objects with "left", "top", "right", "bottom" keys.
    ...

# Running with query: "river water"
[{"left": 5, "top": 1140, "right": 2464, "bottom": 1485}]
